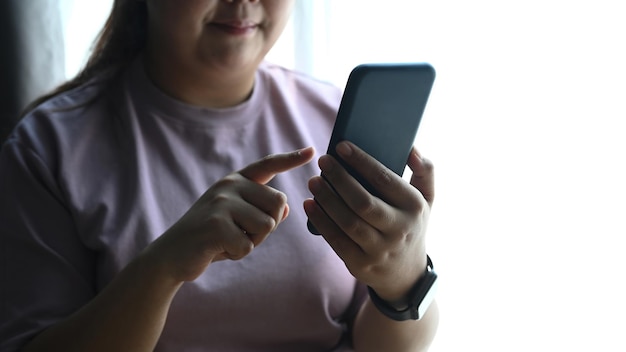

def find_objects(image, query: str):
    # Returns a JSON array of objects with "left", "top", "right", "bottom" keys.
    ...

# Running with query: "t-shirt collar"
[{"left": 128, "top": 56, "right": 265, "bottom": 128}]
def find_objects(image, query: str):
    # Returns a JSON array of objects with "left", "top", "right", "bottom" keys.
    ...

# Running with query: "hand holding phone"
[{"left": 307, "top": 63, "right": 436, "bottom": 234}]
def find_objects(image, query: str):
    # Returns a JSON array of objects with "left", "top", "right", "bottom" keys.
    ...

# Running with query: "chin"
[{"left": 203, "top": 48, "right": 265, "bottom": 74}]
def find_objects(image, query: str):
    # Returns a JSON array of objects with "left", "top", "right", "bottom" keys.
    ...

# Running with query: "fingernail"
[
  {"left": 336, "top": 142, "right": 352, "bottom": 157},
  {"left": 413, "top": 148, "right": 422, "bottom": 159},
  {"left": 281, "top": 205, "right": 289, "bottom": 221},
  {"left": 294, "top": 146, "right": 313, "bottom": 157},
  {"left": 318, "top": 155, "right": 333, "bottom": 172},
  {"left": 309, "top": 177, "right": 323, "bottom": 194}
]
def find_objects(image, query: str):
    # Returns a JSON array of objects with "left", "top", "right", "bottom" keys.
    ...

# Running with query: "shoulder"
[
  {"left": 257, "top": 61, "right": 343, "bottom": 108},
  {"left": 2, "top": 78, "right": 114, "bottom": 169}
]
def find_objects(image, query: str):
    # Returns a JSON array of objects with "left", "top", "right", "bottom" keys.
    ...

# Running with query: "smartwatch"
[{"left": 367, "top": 255, "right": 438, "bottom": 321}]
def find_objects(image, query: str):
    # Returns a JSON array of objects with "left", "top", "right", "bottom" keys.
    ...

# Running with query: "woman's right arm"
[
  {"left": 22, "top": 252, "right": 182, "bottom": 352},
  {"left": 4, "top": 146, "right": 314, "bottom": 352}
]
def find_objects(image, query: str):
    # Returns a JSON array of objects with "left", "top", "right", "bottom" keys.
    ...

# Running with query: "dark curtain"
[{"left": 0, "top": 0, "right": 65, "bottom": 142}]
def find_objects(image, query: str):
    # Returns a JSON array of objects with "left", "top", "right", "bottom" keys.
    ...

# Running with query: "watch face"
[{"left": 416, "top": 273, "right": 438, "bottom": 319}]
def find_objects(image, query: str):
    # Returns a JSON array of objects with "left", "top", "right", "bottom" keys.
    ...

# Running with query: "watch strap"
[{"left": 367, "top": 255, "right": 437, "bottom": 321}]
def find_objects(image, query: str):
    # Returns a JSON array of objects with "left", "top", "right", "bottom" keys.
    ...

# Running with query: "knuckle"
[
  {"left": 266, "top": 190, "right": 287, "bottom": 220},
  {"left": 205, "top": 213, "right": 226, "bottom": 228},
  {"left": 422, "top": 158, "right": 435, "bottom": 173},
  {"left": 240, "top": 241, "right": 255, "bottom": 256},
  {"left": 409, "top": 196, "right": 428, "bottom": 214},
  {"left": 258, "top": 215, "right": 277, "bottom": 233},
  {"left": 372, "top": 167, "right": 392, "bottom": 187},
  {"left": 210, "top": 193, "right": 232, "bottom": 207},
  {"left": 325, "top": 234, "right": 340, "bottom": 248},
  {"left": 344, "top": 218, "right": 364, "bottom": 236},
  {"left": 271, "top": 190, "right": 288, "bottom": 207},
  {"left": 326, "top": 234, "right": 349, "bottom": 254},
  {"left": 216, "top": 175, "right": 240, "bottom": 188},
  {"left": 353, "top": 194, "right": 377, "bottom": 217},
  {"left": 228, "top": 242, "right": 254, "bottom": 260},
  {"left": 403, "top": 188, "right": 427, "bottom": 212}
]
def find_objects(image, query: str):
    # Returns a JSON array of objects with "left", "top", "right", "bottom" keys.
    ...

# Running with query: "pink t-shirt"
[{"left": 0, "top": 59, "right": 366, "bottom": 351}]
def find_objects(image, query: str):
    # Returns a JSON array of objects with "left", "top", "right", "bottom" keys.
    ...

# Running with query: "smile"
[{"left": 210, "top": 20, "right": 259, "bottom": 36}]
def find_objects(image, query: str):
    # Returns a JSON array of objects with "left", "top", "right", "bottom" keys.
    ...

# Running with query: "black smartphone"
[{"left": 308, "top": 63, "right": 436, "bottom": 235}]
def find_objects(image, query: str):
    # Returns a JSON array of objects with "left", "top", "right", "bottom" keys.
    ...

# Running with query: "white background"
[{"left": 62, "top": 1, "right": 626, "bottom": 350}]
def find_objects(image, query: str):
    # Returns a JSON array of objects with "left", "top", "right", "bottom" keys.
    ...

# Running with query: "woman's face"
[{"left": 145, "top": 0, "right": 294, "bottom": 74}]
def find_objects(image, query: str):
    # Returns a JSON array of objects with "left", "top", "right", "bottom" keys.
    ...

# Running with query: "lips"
[{"left": 210, "top": 19, "right": 259, "bottom": 35}]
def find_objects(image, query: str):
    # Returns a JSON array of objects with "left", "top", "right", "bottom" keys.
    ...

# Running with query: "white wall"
[
  {"left": 60, "top": 0, "right": 114, "bottom": 78},
  {"left": 315, "top": 1, "right": 625, "bottom": 351}
]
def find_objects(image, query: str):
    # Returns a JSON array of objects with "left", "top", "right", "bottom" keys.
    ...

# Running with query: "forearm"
[
  {"left": 353, "top": 299, "right": 439, "bottom": 352},
  {"left": 23, "top": 253, "right": 183, "bottom": 352}
]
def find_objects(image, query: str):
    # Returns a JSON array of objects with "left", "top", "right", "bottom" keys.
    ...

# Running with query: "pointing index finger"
[{"left": 239, "top": 147, "right": 315, "bottom": 185}]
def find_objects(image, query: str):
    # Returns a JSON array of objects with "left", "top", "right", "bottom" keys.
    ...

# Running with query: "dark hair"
[{"left": 21, "top": 0, "right": 148, "bottom": 116}]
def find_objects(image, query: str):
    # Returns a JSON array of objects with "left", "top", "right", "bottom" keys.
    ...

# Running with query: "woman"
[{"left": 0, "top": 0, "right": 439, "bottom": 350}]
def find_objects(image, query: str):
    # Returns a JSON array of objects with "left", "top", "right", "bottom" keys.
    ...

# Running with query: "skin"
[
  {"left": 24, "top": 148, "right": 316, "bottom": 351},
  {"left": 24, "top": 0, "right": 439, "bottom": 350},
  {"left": 144, "top": 0, "right": 294, "bottom": 108},
  {"left": 305, "top": 143, "right": 439, "bottom": 351}
]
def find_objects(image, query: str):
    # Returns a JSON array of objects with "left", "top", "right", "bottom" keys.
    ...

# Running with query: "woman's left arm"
[{"left": 304, "top": 142, "right": 439, "bottom": 352}]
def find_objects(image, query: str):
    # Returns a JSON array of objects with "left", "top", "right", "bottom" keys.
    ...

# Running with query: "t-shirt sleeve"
[{"left": 0, "top": 139, "right": 96, "bottom": 351}]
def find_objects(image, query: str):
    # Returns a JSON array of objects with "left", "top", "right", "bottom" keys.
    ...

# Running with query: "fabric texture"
[{"left": 0, "top": 58, "right": 366, "bottom": 351}]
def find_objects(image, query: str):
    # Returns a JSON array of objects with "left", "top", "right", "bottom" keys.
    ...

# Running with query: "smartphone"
[{"left": 308, "top": 63, "right": 436, "bottom": 235}]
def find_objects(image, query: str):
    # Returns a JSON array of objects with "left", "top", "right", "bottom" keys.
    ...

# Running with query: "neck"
[{"left": 142, "top": 54, "right": 256, "bottom": 109}]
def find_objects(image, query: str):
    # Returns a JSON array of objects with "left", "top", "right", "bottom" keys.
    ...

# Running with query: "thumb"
[
  {"left": 281, "top": 203, "right": 290, "bottom": 221},
  {"left": 239, "top": 147, "right": 315, "bottom": 184},
  {"left": 408, "top": 147, "right": 435, "bottom": 207}
]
